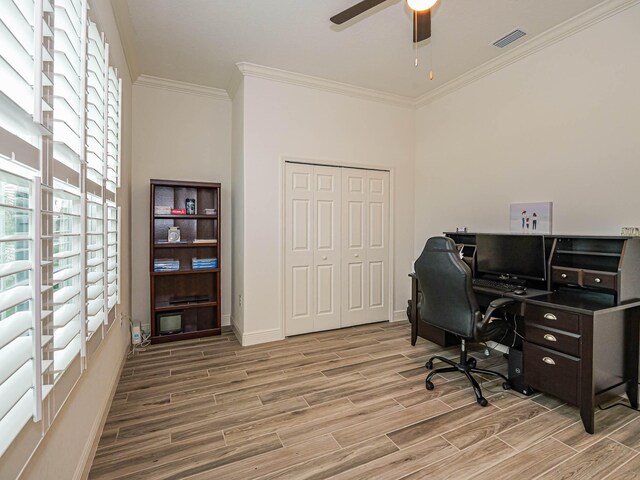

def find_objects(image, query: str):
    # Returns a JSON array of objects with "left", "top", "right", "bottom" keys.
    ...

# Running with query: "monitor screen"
[
  {"left": 476, "top": 234, "right": 546, "bottom": 281},
  {"left": 158, "top": 313, "right": 183, "bottom": 335}
]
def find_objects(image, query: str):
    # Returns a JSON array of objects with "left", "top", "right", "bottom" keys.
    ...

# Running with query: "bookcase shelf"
[
  {"left": 150, "top": 179, "right": 221, "bottom": 343},
  {"left": 154, "top": 214, "right": 217, "bottom": 219}
]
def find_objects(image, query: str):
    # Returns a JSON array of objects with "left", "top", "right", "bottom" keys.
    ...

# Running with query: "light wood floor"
[{"left": 90, "top": 321, "right": 640, "bottom": 480}]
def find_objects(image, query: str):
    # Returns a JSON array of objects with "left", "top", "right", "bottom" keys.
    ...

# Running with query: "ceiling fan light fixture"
[{"left": 407, "top": 0, "right": 438, "bottom": 12}]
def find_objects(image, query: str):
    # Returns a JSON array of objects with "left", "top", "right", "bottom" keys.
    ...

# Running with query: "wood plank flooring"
[{"left": 90, "top": 321, "right": 640, "bottom": 479}]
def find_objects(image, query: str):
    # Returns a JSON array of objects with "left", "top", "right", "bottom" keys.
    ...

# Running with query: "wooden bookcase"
[{"left": 149, "top": 179, "right": 221, "bottom": 343}]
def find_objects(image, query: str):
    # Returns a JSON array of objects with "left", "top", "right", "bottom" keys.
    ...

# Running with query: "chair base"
[{"left": 425, "top": 352, "right": 510, "bottom": 407}]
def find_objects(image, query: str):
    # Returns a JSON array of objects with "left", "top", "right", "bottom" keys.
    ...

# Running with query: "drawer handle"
[
  {"left": 542, "top": 357, "right": 556, "bottom": 365},
  {"left": 561, "top": 273, "right": 567, "bottom": 279},
  {"left": 594, "top": 278, "right": 602, "bottom": 283},
  {"left": 543, "top": 334, "right": 557, "bottom": 342},
  {"left": 543, "top": 313, "right": 557, "bottom": 321}
]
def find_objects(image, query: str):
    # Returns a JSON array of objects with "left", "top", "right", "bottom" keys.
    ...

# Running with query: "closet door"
[
  {"left": 341, "top": 169, "right": 389, "bottom": 327},
  {"left": 341, "top": 169, "right": 368, "bottom": 327},
  {"left": 313, "top": 166, "right": 342, "bottom": 331},
  {"left": 366, "top": 170, "right": 390, "bottom": 323},
  {"left": 285, "top": 163, "right": 314, "bottom": 335},
  {"left": 285, "top": 163, "right": 342, "bottom": 335}
]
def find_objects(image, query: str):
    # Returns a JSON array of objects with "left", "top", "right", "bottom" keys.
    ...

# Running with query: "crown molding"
[
  {"left": 236, "top": 62, "right": 415, "bottom": 108},
  {"left": 134, "top": 75, "right": 230, "bottom": 101},
  {"left": 416, "top": 0, "right": 640, "bottom": 107}
]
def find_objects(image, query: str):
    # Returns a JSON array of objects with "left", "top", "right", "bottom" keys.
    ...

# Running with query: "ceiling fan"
[{"left": 330, "top": 0, "right": 438, "bottom": 43}]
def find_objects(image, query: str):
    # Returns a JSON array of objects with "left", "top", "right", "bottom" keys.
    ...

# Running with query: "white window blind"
[
  {"left": 0, "top": 168, "right": 35, "bottom": 456},
  {"left": 52, "top": 0, "right": 83, "bottom": 170},
  {"left": 85, "top": 21, "right": 105, "bottom": 187},
  {"left": 106, "top": 201, "right": 117, "bottom": 311},
  {"left": 106, "top": 67, "right": 119, "bottom": 193},
  {"left": 0, "top": 0, "right": 35, "bottom": 118},
  {"left": 0, "top": 0, "right": 122, "bottom": 457},
  {"left": 85, "top": 193, "right": 104, "bottom": 337},
  {"left": 51, "top": 183, "right": 81, "bottom": 376}
]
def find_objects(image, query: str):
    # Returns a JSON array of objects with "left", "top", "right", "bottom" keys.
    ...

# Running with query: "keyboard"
[{"left": 472, "top": 278, "right": 519, "bottom": 292}]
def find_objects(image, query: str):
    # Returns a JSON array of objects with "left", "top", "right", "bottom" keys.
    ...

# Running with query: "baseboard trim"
[
  {"left": 222, "top": 314, "right": 231, "bottom": 327},
  {"left": 392, "top": 309, "right": 408, "bottom": 322},
  {"left": 241, "top": 327, "right": 284, "bottom": 346},
  {"left": 75, "top": 336, "right": 128, "bottom": 480}
]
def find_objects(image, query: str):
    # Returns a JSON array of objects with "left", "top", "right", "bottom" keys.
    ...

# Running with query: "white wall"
[
  {"left": 239, "top": 75, "right": 415, "bottom": 344},
  {"left": 414, "top": 4, "right": 640, "bottom": 253},
  {"left": 131, "top": 81, "right": 232, "bottom": 332},
  {"left": 0, "top": 1, "right": 133, "bottom": 478}
]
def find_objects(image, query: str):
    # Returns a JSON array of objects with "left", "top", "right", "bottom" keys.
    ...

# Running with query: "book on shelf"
[
  {"left": 154, "top": 206, "right": 172, "bottom": 215},
  {"left": 171, "top": 208, "right": 187, "bottom": 215},
  {"left": 156, "top": 240, "right": 188, "bottom": 245},
  {"left": 154, "top": 259, "right": 180, "bottom": 272},
  {"left": 192, "top": 257, "right": 218, "bottom": 269},
  {"left": 193, "top": 238, "right": 217, "bottom": 244}
]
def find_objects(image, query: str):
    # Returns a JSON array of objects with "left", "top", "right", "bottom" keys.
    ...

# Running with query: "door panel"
[
  {"left": 285, "top": 163, "right": 314, "bottom": 335},
  {"left": 342, "top": 169, "right": 368, "bottom": 327},
  {"left": 292, "top": 266, "right": 312, "bottom": 317},
  {"left": 292, "top": 199, "right": 311, "bottom": 250},
  {"left": 369, "top": 261, "right": 384, "bottom": 308},
  {"left": 366, "top": 170, "right": 389, "bottom": 323},
  {"left": 313, "top": 165, "right": 342, "bottom": 331}
]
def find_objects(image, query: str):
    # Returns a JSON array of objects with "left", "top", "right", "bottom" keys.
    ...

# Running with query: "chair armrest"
[{"left": 483, "top": 297, "right": 517, "bottom": 320}]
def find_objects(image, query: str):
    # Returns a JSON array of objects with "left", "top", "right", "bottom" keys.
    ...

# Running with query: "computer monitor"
[
  {"left": 157, "top": 312, "right": 183, "bottom": 335},
  {"left": 476, "top": 234, "right": 546, "bottom": 281}
]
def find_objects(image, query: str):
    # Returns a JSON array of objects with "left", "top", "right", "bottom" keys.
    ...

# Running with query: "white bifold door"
[{"left": 285, "top": 163, "right": 389, "bottom": 336}]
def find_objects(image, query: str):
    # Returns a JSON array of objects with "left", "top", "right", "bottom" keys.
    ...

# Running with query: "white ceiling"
[{"left": 117, "top": 0, "right": 605, "bottom": 98}]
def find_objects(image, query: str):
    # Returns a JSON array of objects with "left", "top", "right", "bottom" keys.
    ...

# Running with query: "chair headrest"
[{"left": 425, "top": 236, "right": 458, "bottom": 253}]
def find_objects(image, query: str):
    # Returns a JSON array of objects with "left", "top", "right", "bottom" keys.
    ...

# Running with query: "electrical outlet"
[{"left": 238, "top": 295, "right": 243, "bottom": 307}]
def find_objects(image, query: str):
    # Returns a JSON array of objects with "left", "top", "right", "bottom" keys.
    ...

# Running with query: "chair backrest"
[{"left": 414, "top": 236, "right": 480, "bottom": 339}]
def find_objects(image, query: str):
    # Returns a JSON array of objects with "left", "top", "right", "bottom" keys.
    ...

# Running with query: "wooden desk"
[
  {"left": 523, "top": 291, "right": 640, "bottom": 434},
  {"left": 408, "top": 272, "right": 640, "bottom": 434}
]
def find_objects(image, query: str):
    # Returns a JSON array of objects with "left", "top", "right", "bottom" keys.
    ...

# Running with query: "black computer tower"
[{"left": 507, "top": 348, "right": 535, "bottom": 396}]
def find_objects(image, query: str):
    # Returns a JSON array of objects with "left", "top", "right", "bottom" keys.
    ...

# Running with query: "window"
[
  {"left": 0, "top": 169, "right": 36, "bottom": 456},
  {"left": 0, "top": 0, "right": 122, "bottom": 457}
]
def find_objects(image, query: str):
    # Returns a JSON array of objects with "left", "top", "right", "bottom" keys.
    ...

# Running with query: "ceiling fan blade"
[
  {"left": 330, "top": 0, "right": 389, "bottom": 25},
  {"left": 413, "top": 9, "right": 431, "bottom": 43}
]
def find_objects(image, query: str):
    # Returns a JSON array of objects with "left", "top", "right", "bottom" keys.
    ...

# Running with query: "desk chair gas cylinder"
[{"left": 414, "top": 236, "right": 516, "bottom": 406}]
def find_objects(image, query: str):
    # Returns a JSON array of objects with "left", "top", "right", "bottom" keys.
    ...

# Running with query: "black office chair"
[{"left": 414, "top": 236, "right": 515, "bottom": 406}]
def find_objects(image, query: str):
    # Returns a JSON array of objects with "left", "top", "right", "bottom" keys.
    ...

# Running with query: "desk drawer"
[
  {"left": 525, "top": 323, "right": 580, "bottom": 357},
  {"left": 524, "top": 342, "right": 579, "bottom": 405},
  {"left": 552, "top": 267, "right": 580, "bottom": 285},
  {"left": 525, "top": 305, "right": 580, "bottom": 334},
  {"left": 582, "top": 270, "right": 617, "bottom": 290}
]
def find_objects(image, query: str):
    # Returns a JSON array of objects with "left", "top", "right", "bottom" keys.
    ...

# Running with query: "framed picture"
[{"left": 510, "top": 202, "right": 553, "bottom": 234}]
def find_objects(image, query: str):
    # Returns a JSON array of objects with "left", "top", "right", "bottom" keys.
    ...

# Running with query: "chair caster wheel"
[
  {"left": 425, "top": 361, "right": 433, "bottom": 370},
  {"left": 502, "top": 382, "right": 511, "bottom": 390},
  {"left": 425, "top": 380, "right": 434, "bottom": 390},
  {"left": 467, "top": 357, "right": 477, "bottom": 368},
  {"left": 477, "top": 397, "right": 488, "bottom": 407}
]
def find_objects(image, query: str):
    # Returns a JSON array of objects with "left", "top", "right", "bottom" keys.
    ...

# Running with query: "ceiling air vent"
[{"left": 493, "top": 29, "right": 527, "bottom": 48}]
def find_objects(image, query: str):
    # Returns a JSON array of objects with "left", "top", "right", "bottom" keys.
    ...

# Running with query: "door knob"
[
  {"left": 321, "top": 256, "right": 327, "bottom": 260},
  {"left": 354, "top": 254, "right": 359, "bottom": 257}
]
